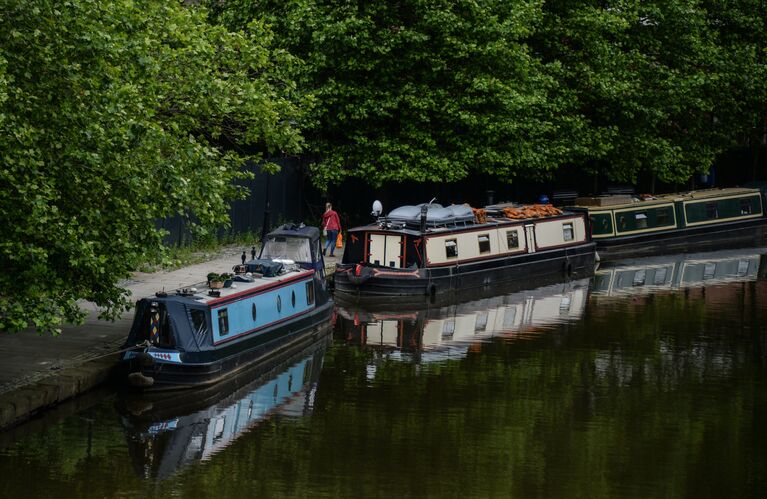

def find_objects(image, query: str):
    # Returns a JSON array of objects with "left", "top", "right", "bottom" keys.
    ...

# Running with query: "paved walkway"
[{"left": 0, "top": 247, "right": 340, "bottom": 428}]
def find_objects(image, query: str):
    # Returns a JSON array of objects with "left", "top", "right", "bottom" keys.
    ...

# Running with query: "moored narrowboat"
[
  {"left": 120, "top": 224, "right": 332, "bottom": 390},
  {"left": 570, "top": 187, "right": 767, "bottom": 260},
  {"left": 333, "top": 201, "right": 596, "bottom": 298}
]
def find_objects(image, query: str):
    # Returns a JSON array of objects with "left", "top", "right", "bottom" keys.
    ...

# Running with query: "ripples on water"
[{"left": 1, "top": 250, "right": 766, "bottom": 498}]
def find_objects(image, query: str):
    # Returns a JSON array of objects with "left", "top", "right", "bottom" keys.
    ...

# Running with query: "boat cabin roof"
[
  {"left": 572, "top": 187, "right": 761, "bottom": 211},
  {"left": 145, "top": 267, "right": 315, "bottom": 308},
  {"left": 350, "top": 201, "right": 580, "bottom": 234}
]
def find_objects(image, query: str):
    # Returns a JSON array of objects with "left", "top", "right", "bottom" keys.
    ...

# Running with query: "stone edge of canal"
[{"left": 0, "top": 355, "right": 119, "bottom": 431}]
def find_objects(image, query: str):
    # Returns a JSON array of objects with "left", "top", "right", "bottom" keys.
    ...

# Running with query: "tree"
[
  {"left": 210, "top": 0, "right": 594, "bottom": 189},
  {"left": 532, "top": 0, "right": 767, "bottom": 185},
  {"left": 0, "top": 0, "right": 305, "bottom": 333}
]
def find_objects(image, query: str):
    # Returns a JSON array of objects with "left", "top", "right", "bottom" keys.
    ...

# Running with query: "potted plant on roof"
[{"left": 207, "top": 272, "right": 225, "bottom": 289}]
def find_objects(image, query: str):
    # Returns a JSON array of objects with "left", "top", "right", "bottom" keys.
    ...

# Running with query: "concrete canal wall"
[{"left": 0, "top": 248, "right": 340, "bottom": 430}]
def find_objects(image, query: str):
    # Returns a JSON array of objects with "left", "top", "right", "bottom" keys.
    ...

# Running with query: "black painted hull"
[
  {"left": 334, "top": 243, "right": 596, "bottom": 299},
  {"left": 594, "top": 218, "right": 767, "bottom": 261},
  {"left": 122, "top": 301, "right": 333, "bottom": 391}
]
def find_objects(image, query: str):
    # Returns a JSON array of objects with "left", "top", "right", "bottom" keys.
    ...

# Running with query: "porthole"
[
  {"left": 291, "top": 290, "right": 296, "bottom": 307},
  {"left": 251, "top": 303, "right": 257, "bottom": 322},
  {"left": 277, "top": 295, "right": 282, "bottom": 313}
]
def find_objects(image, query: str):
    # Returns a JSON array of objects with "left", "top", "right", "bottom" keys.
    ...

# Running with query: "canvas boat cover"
[{"left": 386, "top": 203, "right": 475, "bottom": 227}]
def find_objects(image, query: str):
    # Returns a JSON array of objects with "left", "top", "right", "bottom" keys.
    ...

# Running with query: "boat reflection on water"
[
  {"left": 117, "top": 329, "right": 331, "bottom": 480},
  {"left": 592, "top": 249, "right": 767, "bottom": 297},
  {"left": 335, "top": 279, "right": 591, "bottom": 363}
]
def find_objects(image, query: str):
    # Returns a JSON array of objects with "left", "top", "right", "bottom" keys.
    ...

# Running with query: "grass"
[{"left": 136, "top": 231, "right": 262, "bottom": 273}]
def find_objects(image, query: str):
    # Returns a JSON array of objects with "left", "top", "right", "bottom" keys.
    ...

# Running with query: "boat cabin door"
[
  {"left": 368, "top": 234, "right": 403, "bottom": 268},
  {"left": 524, "top": 224, "right": 536, "bottom": 253}
]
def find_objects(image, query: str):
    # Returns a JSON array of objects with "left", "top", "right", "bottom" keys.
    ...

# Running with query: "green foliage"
[
  {"left": 0, "top": 0, "right": 304, "bottom": 333},
  {"left": 210, "top": 0, "right": 594, "bottom": 189},
  {"left": 532, "top": 0, "right": 767, "bottom": 184},
  {"left": 211, "top": 0, "right": 766, "bottom": 187}
]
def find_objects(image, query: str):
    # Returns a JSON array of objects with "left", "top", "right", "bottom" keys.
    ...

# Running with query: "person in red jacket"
[{"left": 321, "top": 202, "right": 341, "bottom": 257}]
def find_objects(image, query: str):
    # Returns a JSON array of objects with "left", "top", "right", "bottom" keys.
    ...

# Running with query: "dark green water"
[{"left": 1, "top": 250, "right": 766, "bottom": 498}]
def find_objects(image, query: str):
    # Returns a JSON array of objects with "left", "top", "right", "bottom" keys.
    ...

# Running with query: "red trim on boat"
[{"left": 207, "top": 271, "right": 312, "bottom": 306}]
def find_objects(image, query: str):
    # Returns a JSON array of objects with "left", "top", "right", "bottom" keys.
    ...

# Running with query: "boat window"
[
  {"left": 563, "top": 223, "right": 574, "bottom": 241},
  {"left": 306, "top": 281, "right": 315, "bottom": 305},
  {"left": 507, "top": 230, "right": 519, "bottom": 249},
  {"left": 213, "top": 417, "right": 226, "bottom": 442},
  {"left": 706, "top": 202, "right": 718, "bottom": 219},
  {"left": 442, "top": 320, "right": 455, "bottom": 336},
  {"left": 656, "top": 208, "right": 670, "bottom": 226},
  {"left": 478, "top": 234, "right": 491, "bottom": 254},
  {"left": 261, "top": 236, "right": 312, "bottom": 262},
  {"left": 291, "top": 290, "right": 296, "bottom": 308},
  {"left": 445, "top": 239, "right": 458, "bottom": 258},
  {"left": 633, "top": 269, "right": 646, "bottom": 286},
  {"left": 590, "top": 214, "right": 612, "bottom": 235},
  {"left": 704, "top": 263, "right": 716, "bottom": 279},
  {"left": 191, "top": 309, "right": 208, "bottom": 341},
  {"left": 475, "top": 312, "right": 488, "bottom": 332},
  {"left": 737, "top": 260, "right": 750, "bottom": 276},
  {"left": 218, "top": 308, "right": 229, "bottom": 336},
  {"left": 741, "top": 198, "right": 752, "bottom": 215},
  {"left": 252, "top": 303, "right": 257, "bottom": 322},
  {"left": 277, "top": 295, "right": 282, "bottom": 313},
  {"left": 502, "top": 307, "right": 517, "bottom": 329},
  {"left": 634, "top": 213, "right": 648, "bottom": 229},
  {"left": 654, "top": 268, "right": 668, "bottom": 284}
]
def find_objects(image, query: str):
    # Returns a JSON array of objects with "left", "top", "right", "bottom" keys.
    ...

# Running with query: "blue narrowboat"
[
  {"left": 570, "top": 187, "right": 767, "bottom": 260},
  {"left": 121, "top": 224, "right": 332, "bottom": 390}
]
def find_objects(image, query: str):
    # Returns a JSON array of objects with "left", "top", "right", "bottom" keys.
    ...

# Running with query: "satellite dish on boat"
[{"left": 372, "top": 200, "right": 383, "bottom": 217}]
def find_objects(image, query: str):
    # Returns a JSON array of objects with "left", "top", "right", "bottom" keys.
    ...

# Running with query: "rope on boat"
[{"left": 85, "top": 340, "right": 152, "bottom": 361}]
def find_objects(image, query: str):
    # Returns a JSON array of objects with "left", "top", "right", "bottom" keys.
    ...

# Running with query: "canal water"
[{"left": 1, "top": 250, "right": 766, "bottom": 498}]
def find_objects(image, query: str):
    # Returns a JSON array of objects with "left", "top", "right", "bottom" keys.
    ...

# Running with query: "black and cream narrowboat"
[
  {"left": 333, "top": 202, "right": 596, "bottom": 298},
  {"left": 121, "top": 224, "right": 333, "bottom": 390},
  {"left": 570, "top": 187, "right": 767, "bottom": 260}
]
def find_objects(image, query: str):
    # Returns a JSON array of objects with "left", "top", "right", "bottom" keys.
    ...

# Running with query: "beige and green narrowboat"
[{"left": 569, "top": 187, "right": 767, "bottom": 260}]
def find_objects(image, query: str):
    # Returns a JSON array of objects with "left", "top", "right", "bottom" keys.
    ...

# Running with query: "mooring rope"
[{"left": 84, "top": 339, "right": 152, "bottom": 361}]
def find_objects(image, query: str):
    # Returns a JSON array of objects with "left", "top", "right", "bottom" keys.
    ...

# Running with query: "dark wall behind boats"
[
  {"left": 159, "top": 157, "right": 310, "bottom": 246},
  {"left": 160, "top": 147, "right": 767, "bottom": 244}
]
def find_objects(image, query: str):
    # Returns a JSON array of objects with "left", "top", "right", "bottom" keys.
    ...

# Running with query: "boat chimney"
[
  {"left": 420, "top": 204, "right": 428, "bottom": 232},
  {"left": 486, "top": 190, "right": 495, "bottom": 206}
]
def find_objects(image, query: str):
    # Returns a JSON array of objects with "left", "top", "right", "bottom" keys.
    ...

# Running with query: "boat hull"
[
  {"left": 594, "top": 218, "right": 767, "bottom": 261},
  {"left": 334, "top": 243, "right": 596, "bottom": 299},
  {"left": 121, "top": 301, "right": 333, "bottom": 391}
]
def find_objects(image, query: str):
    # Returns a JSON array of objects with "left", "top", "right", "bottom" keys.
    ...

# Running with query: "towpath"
[{"left": 0, "top": 248, "right": 340, "bottom": 430}]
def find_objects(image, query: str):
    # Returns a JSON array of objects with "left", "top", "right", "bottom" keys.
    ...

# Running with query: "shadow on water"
[
  {"left": 335, "top": 273, "right": 593, "bottom": 364},
  {"left": 334, "top": 248, "right": 767, "bottom": 364},
  {"left": 592, "top": 248, "right": 767, "bottom": 297},
  {"left": 116, "top": 329, "right": 332, "bottom": 481}
]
